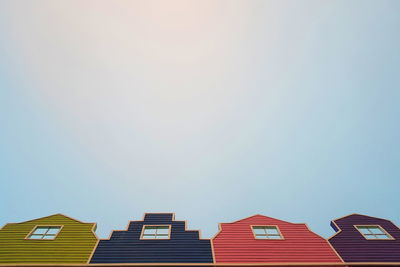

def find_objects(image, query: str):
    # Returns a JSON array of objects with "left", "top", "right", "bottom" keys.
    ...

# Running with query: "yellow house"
[{"left": 0, "top": 214, "right": 98, "bottom": 264}]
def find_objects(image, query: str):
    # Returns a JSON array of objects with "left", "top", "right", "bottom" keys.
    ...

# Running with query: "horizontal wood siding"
[
  {"left": 212, "top": 215, "right": 343, "bottom": 264},
  {"left": 329, "top": 214, "right": 400, "bottom": 262},
  {"left": 90, "top": 213, "right": 213, "bottom": 263},
  {"left": 0, "top": 214, "right": 98, "bottom": 264}
]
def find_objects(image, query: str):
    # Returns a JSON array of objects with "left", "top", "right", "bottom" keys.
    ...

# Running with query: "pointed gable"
[
  {"left": 213, "top": 214, "right": 343, "bottom": 264},
  {"left": 329, "top": 214, "right": 400, "bottom": 263},
  {"left": 0, "top": 214, "right": 98, "bottom": 264}
]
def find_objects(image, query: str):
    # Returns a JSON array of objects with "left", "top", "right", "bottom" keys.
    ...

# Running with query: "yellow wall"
[{"left": 0, "top": 214, "right": 98, "bottom": 264}]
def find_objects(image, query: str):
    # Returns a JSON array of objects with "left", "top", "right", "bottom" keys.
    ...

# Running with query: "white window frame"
[
  {"left": 251, "top": 225, "right": 284, "bottom": 240},
  {"left": 25, "top": 225, "right": 63, "bottom": 240},
  {"left": 140, "top": 225, "right": 171, "bottom": 240},
  {"left": 354, "top": 225, "right": 394, "bottom": 240}
]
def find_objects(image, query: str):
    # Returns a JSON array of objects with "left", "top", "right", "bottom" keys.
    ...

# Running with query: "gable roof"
[
  {"left": 11, "top": 213, "right": 90, "bottom": 225},
  {"left": 0, "top": 213, "right": 99, "bottom": 264},
  {"left": 332, "top": 213, "right": 391, "bottom": 223},
  {"left": 212, "top": 214, "right": 343, "bottom": 264},
  {"left": 212, "top": 214, "right": 311, "bottom": 240},
  {"left": 1, "top": 213, "right": 98, "bottom": 239},
  {"left": 329, "top": 213, "right": 399, "bottom": 240},
  {"left": 220, "top": 214, "right": 301, "bottom": 225}
]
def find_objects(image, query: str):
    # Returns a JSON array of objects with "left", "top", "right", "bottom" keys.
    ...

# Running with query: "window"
[
  {"left": 355, "top": 225, "right": 393, "bottom": 240},
  {"left": 141, "top": 225, "right": 170, "bottom": 239},
  {"left": 27, "top": 226, "right": 62, "bottom": 240},
  {"left": 252, "top": 226, "right": 283, "bottom": 239}
]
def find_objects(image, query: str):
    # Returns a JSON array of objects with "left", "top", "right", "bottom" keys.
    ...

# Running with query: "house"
[
  {"left": 212, "top": 214, "right": 343, "bottom": 264},
  {"left": 329, "top": 214, "right": 400, "bottom": 263},
  {"left": 90, "top": 213, "right": 213, "bottom": 264},
  {"left": 0, "top": 214, "right": 98, "bottom": 264}
]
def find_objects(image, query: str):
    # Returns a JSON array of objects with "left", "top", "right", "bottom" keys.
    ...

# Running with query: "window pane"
[
  {"left": 357, "top": 227, "right": 371, "bottom": 234},
  {"left": 47, "top": 228, "right": 61, "bottom": 235},
  {"left": 156, "top": 227, "right": 170, "bottom": 234},
  {"left": 142, "top": 235, "right": 155, "bottom": 239},
  {"left": 143, "top": 227, "right": 157, "bottom": 235},
  {"left": 265, "top": 228, "right": 279, "bottom": 235},
  {"left": 369, "top": 227, "right": 384, "bottom": 234},
  {"left": 33, "top": 227, "right": 48, "bottom": 235},
  {"left": 156, "top": 235, "right": 169, "bottom": 239},
  {"left": 255, "top": 235, "right": 267, "bottom": 239},
  {"left": 364, "top": 234, "right": 377, "bottom": 239},
  {"left": 376, "top": 234, "right": 390, "bottom": 239},
  {"left": 29, "top": 235, "right": 43, "bottom": 239},
  {"left": 253, "top": 228, "right": 265, "bottom": 235},
  {"left": 42, "top": 235, "right": 56, "bottom": 240}
]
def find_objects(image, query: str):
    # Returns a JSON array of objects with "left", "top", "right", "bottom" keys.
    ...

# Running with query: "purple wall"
[{"left": 329, "top": 214, "right": 400, "bottom": 262}]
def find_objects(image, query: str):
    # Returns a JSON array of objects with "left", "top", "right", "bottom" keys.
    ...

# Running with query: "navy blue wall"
[{"left": 90, "top": 213, "right": 213, "bottom": 263}]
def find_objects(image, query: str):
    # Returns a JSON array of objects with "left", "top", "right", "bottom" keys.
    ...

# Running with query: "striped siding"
[
  {"left": 329, "top": 214, "right": 400, "bottom": 262},
  {"left": 0, "top": 214, "right": 98, "bottom": 264},
  {"left": 90, "top": 213, "right": 213, "bottom": 264},
  {"left": 212, "top": 215, "right": 343, "bottom": 264}
]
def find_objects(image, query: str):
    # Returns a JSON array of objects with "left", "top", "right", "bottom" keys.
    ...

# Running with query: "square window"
[
  {"left": 355, "top": 225, "right": 393, "bottom": 240},
  {"left": 141, "top": 225, "right": 171, "bottom": 239},
  {"left": 251, "top": 226, "right": 283, "bottom": 240},
  {"left": 27, "top": 226, "right": 61, "bottom": 240}
]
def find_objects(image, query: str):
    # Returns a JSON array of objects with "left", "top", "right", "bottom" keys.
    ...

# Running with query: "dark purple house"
[{"left": 329, "top": 214, "right": 400, "bottom": 263}]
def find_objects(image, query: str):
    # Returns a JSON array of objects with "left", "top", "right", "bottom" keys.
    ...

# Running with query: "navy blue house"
[{"left": 90, "top": 213, "right": 213, "bottom": 264}]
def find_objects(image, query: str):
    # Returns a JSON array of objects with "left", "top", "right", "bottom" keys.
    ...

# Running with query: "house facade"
[
  {"left": 90, "top": 213, "right": 213, "bottom": 264},
  {"left": 0, "top": 214, "right": 98, "bottom": 264},
  {"left": 329, "top": 214, "right": 400, "bottom": 263},
  {"left": 0, "top": 212, "right": 399, "bottom": 266},
  {"left": 212, "top": 214, "right": 343, "bottom": 264}
]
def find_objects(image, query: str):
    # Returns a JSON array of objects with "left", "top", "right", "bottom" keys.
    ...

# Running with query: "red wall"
[{"left": 212, "top": 215, "right": 343, "bottom": 263}]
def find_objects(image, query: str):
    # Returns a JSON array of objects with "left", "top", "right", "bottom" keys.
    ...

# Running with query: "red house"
[{"left": 212, "top": 214, "right": 343, "bottom": 265}]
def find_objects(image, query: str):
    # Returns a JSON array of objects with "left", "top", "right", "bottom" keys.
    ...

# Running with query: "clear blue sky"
[{"left": 0, "top": 0, "right": 399, "bottom": 239}]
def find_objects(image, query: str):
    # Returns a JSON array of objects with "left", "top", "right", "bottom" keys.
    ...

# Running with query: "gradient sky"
[{"left": 0, "top": 0, "right": 399, "bottom": 239}]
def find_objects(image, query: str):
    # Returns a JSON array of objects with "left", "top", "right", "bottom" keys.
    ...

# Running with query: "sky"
[{"left": 0, "top": 0, "right": 399, "bottom": 239}]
